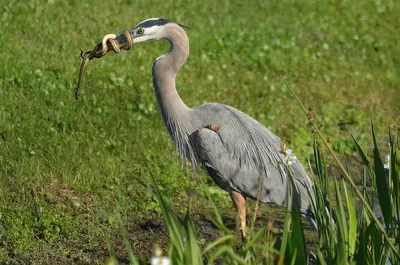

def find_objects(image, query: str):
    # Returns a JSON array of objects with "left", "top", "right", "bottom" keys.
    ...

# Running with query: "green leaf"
[
  {"left": 348, "top": 128, "right": 374, "bottom": 179},
  {"left": 371, "top": 119, "right": 392, "bottom": 230},
  {"left": 182, "top": 207, "right": 203, "bottom": 265},
  {"left": 334, "top": 179, "right": 348, "bottom": 265},
  {"left": 288, "top": 180, "right": 308, "bottom": 265},
  {"left": 278, "top": 180, "right": 291, "bottom": 265},
  {"left": 343, "top": 180, "right": 357, "bottom": 258},
  {"left": 203, "top": 235, "right": 235, "bottom": 254}
]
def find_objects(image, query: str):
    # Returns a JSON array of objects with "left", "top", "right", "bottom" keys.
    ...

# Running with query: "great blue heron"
[{"left": 93, "top": 18, "right": 318, "bottom": 236}]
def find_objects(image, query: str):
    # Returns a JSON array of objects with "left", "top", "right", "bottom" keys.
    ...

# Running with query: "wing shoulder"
[{"left": 194, "top": 103, "right": 284, "bottom": 178}]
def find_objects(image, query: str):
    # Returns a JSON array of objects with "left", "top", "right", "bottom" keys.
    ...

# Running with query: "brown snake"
[{"left": 75, "top": 29, "right": 133, "bottom": 99}]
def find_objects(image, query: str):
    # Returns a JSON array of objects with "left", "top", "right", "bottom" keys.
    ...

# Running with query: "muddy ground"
[{"left": 100, "top": 202, "right": 316, "bottom": 264}]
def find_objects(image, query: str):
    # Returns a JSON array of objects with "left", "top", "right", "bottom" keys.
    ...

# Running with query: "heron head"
[
  {"left": 114, "top": 18, "right": 189, "bottom": 46},
  {"left": 75, "top": 18, "right": 189, "bottom": 99}
]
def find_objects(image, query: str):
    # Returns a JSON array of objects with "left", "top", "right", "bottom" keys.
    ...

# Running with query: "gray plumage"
[{"left": 128, "top": 18, "right": 317, "bottom": 232}]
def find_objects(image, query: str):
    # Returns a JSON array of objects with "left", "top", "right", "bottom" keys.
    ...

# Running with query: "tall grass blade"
[
  {"left": 287, "top": 172, "right": 308, "bottom": 265},
  {"left": 207, "top": 194, "right": 231, "bottom": 235},
  {"left": 356, "top": 209, "right": 369, "bottom": 265},
  {"left": 213, "top": 245, "right": 246, "bottom": 265},
  {"left": 150, "top": 175, "right": 185, "bottom": 264},
  {"left": 371, "top": 119, "right": 392, "bottom": 230},
  {"left": 285, "top": 83, "right": 399, "bottom": 259},
  {"left": 290, "top": 249, "right": 298, "bottom": 265},
  {"left": 343, "top": 180, "right": 357, "bottom": 258},
  {"left": 388, "top": 127, "right": 400, "bottom": 265},
  {"left": 316, "top": 248, "right": 328, "bottom": 265},
  {"left": 277, "top": 180, "right": 292, "bottom": 265},
  {"left": 367, "top": 221, "right": 384, "bottom": 265},
  {"left": 389, "top": 128, "right": 400, "bottom": 229},
  {"left": 182, "top": 207, "right": 203, "bottom": 265},
  {"left": 118, "top": 214, "right": 140, "bottom": 265},
  {"left": 105, "top": 238, "right": 119, "bottom": 265},
  {"left": 348, "top": 127, "right": 374, "bottom": 181},
  {"left": 289, "top": 205, "right": 308, "bottom": 265},
  {"left": 334, "top": 179, "right": 349, "bottom": 264},
  {"left": 203, "top": 234, "right": 235, "bottom": 254},
  {"left": 311, "top": 141, "right": 335, "bottom": 263}
]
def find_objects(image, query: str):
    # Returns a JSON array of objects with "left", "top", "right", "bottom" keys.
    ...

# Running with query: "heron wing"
[
  {"left": 192, "top": 127, "right": 288, "bottom": 204},
  {"left": 192, "top": 126, "right": 314, "bottom": 218},
  {"left": 192, "top": 103, "right": 287, "bottom": 179},
  {"left": 190, "top": 103, "right": 315, "bottom": 215}
]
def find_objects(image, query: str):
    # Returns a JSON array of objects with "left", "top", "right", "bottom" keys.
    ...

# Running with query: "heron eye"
[{"left": 137, "top": 28, "right": 145, "bottom": 34}]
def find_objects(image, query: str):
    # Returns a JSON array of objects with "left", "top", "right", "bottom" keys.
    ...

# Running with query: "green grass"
[{"left": 0, "top": 0, "right": 399, "bottom": 263}]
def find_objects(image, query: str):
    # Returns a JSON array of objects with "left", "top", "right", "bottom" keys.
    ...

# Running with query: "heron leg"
[{"left": 230, "top": 190, "right": 247, "bottom": 239}]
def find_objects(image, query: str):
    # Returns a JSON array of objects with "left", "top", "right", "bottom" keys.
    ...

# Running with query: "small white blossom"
[
  {"left": 280, "top": 143, "right": 299, "bottom": 168},
  {"left": 284, "top": 149, "right": 297, "bottom": 166},
  {"left": 151, "top": 256, "right": 171, "bottom": 265},
  {"left": 384, "top": 154, "right": 390, "bottom": 170},
  {"left": 151, "top": 245, "right": 170, "bottom": 265}
]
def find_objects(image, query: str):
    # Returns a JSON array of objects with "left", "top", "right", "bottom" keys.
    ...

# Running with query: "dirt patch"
[{"left": 103, "top": 202, "right": 317, "bottom": 264}]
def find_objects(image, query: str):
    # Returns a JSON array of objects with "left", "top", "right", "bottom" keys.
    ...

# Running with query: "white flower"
[
  {"left": 151, "top": 256, "right": 171, "bottom": 265},
  {"left": 285, "top": 149, "right": 297, "bottom": 166},
  {"left": 280, "top": 142, "right": 298, "bottom": 168},
  {"left": 384, "top": 154, "right": 390, "bottom": 170}
]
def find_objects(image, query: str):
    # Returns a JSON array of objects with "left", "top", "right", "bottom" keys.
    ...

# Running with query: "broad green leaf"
[
  {"left": 343, "top": 180, "right": 357, "bottom": 258},
  {"left": 371, "top": 120, "right": 392, "bottom": 231}
]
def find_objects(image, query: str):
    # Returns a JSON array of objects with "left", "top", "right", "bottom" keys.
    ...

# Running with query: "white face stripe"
[
  {"left": 132, "top": 18, "right": 173, "bottom": 44},
  {"left": 142, "top": 25, "right": 161, "bottom": 34},
  {"left": 132, "top": 25, "right": 163, "bottom": 43}
]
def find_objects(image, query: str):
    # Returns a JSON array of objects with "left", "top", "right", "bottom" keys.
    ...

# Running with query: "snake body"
[{"left": 75, "top": 30, "right": 133, "bottom": 99}]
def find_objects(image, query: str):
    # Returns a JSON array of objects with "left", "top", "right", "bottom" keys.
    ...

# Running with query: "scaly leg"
[{"left": 230, "top": 190, "right": 247, "bottom": 239}]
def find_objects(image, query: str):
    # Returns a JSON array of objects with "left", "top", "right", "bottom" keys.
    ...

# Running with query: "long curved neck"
[{"left": 152, "top": 24, "right": 191, "bottom": 126}]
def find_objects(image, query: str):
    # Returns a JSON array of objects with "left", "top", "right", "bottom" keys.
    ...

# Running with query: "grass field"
[{"left": 0, "top": 0, "right": 399, "bottom": 264}]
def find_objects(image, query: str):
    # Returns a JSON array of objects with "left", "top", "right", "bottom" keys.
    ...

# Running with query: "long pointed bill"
[{"left": 75, "top": 29, "right": 134, "bottom": 99}]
